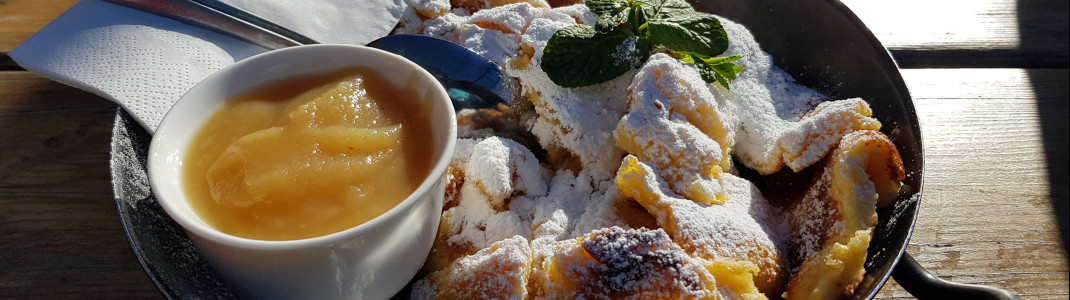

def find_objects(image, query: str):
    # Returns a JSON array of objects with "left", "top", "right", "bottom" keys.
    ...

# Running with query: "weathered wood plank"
[
  {"left": 0, "top": 71, "right": 159, "bottom": 299},
  {"left": 1, "top": 0, "right": 1067, "bottom": 68},
  {"left": 873, "top": 68, "right": 1070, "bottom": 299},
  {"left": 0, "top": 0, "right": 80, "bottom": 53},
  {"left": 842, "top": 0, "right": 1068, "bottom": 68},
  {"left": 0, "top": 0, "right": 79, "bottom": 70}
]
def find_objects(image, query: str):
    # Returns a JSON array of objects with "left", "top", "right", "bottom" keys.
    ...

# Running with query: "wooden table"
[{"left": 1, "top": 0, "right": 1066, "bottom": 298}]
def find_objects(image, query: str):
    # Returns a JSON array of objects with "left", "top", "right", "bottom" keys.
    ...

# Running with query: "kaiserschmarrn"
[{"left": 395, "top": 0, "right": 907, "bottom": 299}]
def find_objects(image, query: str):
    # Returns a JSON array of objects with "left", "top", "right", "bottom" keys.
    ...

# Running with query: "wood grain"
[
  {"left": 0, "top": 0, "right": 79, "bottom": 70},
  {"left": 842, "top": 0, "right": 1068, "bottom": 68},
  {"left": 0, "top": 0, "right": 80, "bottom": 54},
  {"left": 0, "top": 71, "right": 159, "bottom": 298},
  {"left": 873, "top": 68, "right": 1070, "bottom": 299},
  {"left": 1, "top": 0, "right": 1067, "bottom": 68}
]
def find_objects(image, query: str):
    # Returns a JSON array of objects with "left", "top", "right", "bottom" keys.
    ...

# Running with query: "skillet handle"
[{"left": 892, "top": 252, "right": 1018, "bottom": 300}]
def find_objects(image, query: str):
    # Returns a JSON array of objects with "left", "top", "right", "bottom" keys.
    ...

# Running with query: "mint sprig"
[
  {"left": 541, "top": 25, "right": 641, "bottom": 88},
  {"left": 541, "top": 0, "right": 743, "bottom": 89},
  {"left": 681, "top": 53, "right": 742, "bottom": 89}
]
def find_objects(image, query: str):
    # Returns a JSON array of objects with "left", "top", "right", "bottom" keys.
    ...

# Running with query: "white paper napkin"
[{"left": 11, "top": 0, "right": 406, "bottom": 133}]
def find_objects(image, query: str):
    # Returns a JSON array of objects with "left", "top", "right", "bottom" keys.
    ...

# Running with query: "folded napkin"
[{"left": 11, "top": 0, "right": 406, "bottom": 133}]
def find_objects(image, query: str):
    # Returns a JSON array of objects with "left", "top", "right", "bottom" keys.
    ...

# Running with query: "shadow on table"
[{"left": 1018, "top": 0, "right": 1070, "bottom": 262}]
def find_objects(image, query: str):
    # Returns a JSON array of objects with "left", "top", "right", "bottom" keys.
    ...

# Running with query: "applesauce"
[{"left": 183, "top": 67, "right": 433, "bottom": 241}]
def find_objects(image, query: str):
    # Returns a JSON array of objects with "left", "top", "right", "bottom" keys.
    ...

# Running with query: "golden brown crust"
[
  {"left": 768, "top": 130, "right": 905, "bottom": 300},
  {"left": 414, "top": 236, "right": 534, "bottom": 299},
  {"left": 615, "top": 156, "right": 786, "bottom": 299},
  {"left": 530, "top": 227, "right": 724, "bottom": 300},
  {"left": 766, "top": 158, "right": 840, "bottom": 268}
]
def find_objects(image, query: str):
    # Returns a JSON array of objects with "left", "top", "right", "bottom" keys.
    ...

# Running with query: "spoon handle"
[{"left": 100, "top": 0, "right": 318, "bottom": 49}]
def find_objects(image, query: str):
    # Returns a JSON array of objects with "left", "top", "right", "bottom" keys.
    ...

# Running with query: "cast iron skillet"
[
  {"left": 108, "top": 0, "right": 1016, "bottom": 298},
  {"left": 697, "top": 0, "right": 1016, "bottom": 298}
]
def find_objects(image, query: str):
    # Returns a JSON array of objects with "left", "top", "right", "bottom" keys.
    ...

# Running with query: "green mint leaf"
[
  {"left": 636, "top": 37, "right": 652, "bottom": 61},
  {"left": 588, "top": 0, "right": 629, "bottom": 32},
  {"left": 646, "top": 13, "right": 729, "bottom": 57},
  {"left": 538, "top": 0, "right": 743, "bottom": 89},
  {"left": 541, "top": 25, "right": 640, "bottom": 88},
  {"left": 688, "top": 54, "right": 743, "bottom": 89},
  {"left": 708, "top": 56, "right": 743, "bottom": 89},
  {"left": 632, "top": 5, "right": 648, "bottom": 34},
  {"left": 643, "top": 0, "right": 694, "bottom": 20},
  {"left": 587, "top": 0, "right": 624, "bottom": 16}
]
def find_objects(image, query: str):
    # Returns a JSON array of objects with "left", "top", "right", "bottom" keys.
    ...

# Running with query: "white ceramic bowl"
[{"left": 148, "top": 44, "right": 457, "bottom": 299}]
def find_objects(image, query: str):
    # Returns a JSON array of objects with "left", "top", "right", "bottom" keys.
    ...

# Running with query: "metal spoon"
[{"left": 100, "top": 0, "right": 517, "bottom": 109}]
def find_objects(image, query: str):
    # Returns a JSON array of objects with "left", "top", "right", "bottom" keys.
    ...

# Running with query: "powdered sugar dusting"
[
  {"left": 551, "top": 3, "right": 597, "bottom": 25},
  {"left": 714, "top": 17, "right": 882, "bottom": 175},
  {"left": 614, "top": 155, "right": 788, "bottom": 291},
  {"left": 468, "top": 137, "right": 550, "bottom": 207},
  {"left": 615, "top": 53, "right": 734, "bottom": 203},
  {"left": 779, "top": 98, "right": 882, "bottom": 171},
  {"left": 416, "top": 2, "right": 628, "bottom": 181},
  {"left": 718, "top": 18, "right": 825, "bottom": 121},
  {"left": 611, "top": 37, "right": 641, "bottom": 68},
  {"left": 783, "top": 166, "right": 836, "bottom": 268},
  {"left": 534, "top": 227, "right": 724, "bottom": 299},
  {"left": 516, "top": 169, "right": 592, "bottom": 266},
  {"left": 413, "top": 235, "right": 533, "bottom": 299},
  {"left": 440, "top": 137, "right": 548, "bottom": 252},
  {"left": 449, "top": 138, "right": 481, "bottom": 174}
]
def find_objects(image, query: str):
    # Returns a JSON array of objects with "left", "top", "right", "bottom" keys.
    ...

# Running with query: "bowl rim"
[{"left": 146, "top": 44, "right": 458, "bottom": 251}]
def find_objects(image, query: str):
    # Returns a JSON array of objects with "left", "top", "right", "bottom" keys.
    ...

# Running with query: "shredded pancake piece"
[
  {"left": 712, "top": 19, "right": 882, "bottom": 175},
  {"left": 615, "top": 155, "right": 788, "bottom": 299},
  {"left": 428, "top": 137, "right": 550, "bottom": 272},
  {"left": 413, "top": 235, "right": 534, "bottom": 299},
  {"left": 769, "top": 130, "right": 905, "bottom": 300},
  {"left": 530, "top": 227, "right": 728, "bottom": 300},
  {"left": 615, "top": 53, "right": 735, "bottom": 205}
]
